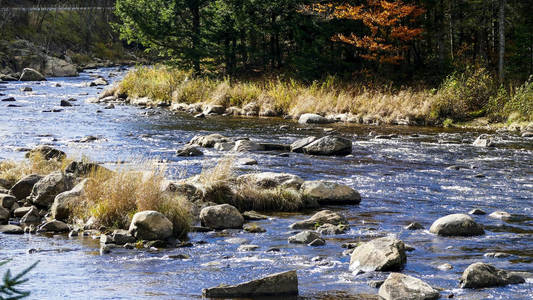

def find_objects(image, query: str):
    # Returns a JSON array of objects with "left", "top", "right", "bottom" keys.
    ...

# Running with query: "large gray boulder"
[
  {"left": 290, "top": 136, "right": 317, "bottom": 153},
  {"left": 128, "top": 210, "right": 174, "bottom": 241},
  {"left": 350, "top": 237, "right": 407, "bottom": 272},
  {"left": 429, "top": 214, "right": 484, "bottom": 236},
  {"left": 202, "top": 270, "right": 298, "bottom": 298},
  {"left": 298, "top": 113, "right": 332, "bottom": 124},
  {"left": 300, "top": 181, "right": 361, "bottom": 205},
  {"left": 378, "top": 273, "right": 439, "bottom": 300},
  {"left": 200, "top": 204, "right": 244, "bottom": 229},
  {"left": 302, "top": 135, "right": 352, "bottom": 156},
  {"left": 30, "top": 171, "right": 74, "bottom": 208},
  {"left": 9, "top": 174, "right": 43, "bottom": 200},
  {"left": 43, "top": 56, "right": 78, "bottom": 77},
  {"left": 290, "top": 210, "right": 348, "bottom": 229},
  {"left": 237, "top": 172, "right": 303, "bottom": 189},
  {"left": 188, "top": 134, "right": 230, "bottom": 148},
  {"left": 460, "top": 262, "right": 525, "bottom": 288},
  {"left": 26, "top": 145, "right": 65, "bottom": 161},
  {"left": 51, "top": 179, "right": 88, "bottom": 220},
  {"left": 19, "top": 68, "right": 46, "bottom": 81}
]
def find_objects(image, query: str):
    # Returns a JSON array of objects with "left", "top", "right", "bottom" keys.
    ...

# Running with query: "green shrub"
[{"left": 504, "top": 77, "right": 533, "bottom": 121}]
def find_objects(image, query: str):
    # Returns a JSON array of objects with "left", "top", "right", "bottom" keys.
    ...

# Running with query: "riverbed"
[{"left": 0, "top": 68, "right": 532, "bottom": 299}]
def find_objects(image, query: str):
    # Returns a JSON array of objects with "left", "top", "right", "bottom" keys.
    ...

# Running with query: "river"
[{"left": 0, "top": 67, "right": 532, "bottom": 299}]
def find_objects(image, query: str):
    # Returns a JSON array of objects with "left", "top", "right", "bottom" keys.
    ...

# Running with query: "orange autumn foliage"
[{"left": 308, "top": 0, "right": 425, "bottom": 64}]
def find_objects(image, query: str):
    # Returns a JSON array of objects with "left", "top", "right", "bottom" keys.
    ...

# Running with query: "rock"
[
  {"left": 89, "top": 77, "right": 108, "bottom": 86},
  {"left": 242, "top": 211, "right": 269, "bottom": 220},
  {"left": 1, "top": 97, "right": 16, "bottom": 102},
  {"left": 145, "top": 240, "right": 167, "bottom": 248},
  {"left": 60, "top": 99, "right": 72, "bottom": 107},
  {"left": 232, "top": 140, "right": 264, "bottom": 152},
  {"left": 243, "top": 224, "right": 266, "bottom": 233},
  {"left": 188, "top": 134, "right": 230, "bottom": 148},
  {"left": 298, "top": 113, "right": 332, "bottom": 124},
  {"left": 128, "top": 210, "right": 174, "bottom": 241},
  {"left": 104, "top": 103, "right": 115, "bottom": 109},
  {"left": 64, "top": 161, "right": 108, "bottom": 177},
  {"left": 51, "top": 179, "right": 88, "bottom": 220},
  {"left": 300, "top": 181, "right": 361, "bottom": 205},
  {"left": 202, "top": 270, "right": 298, "bottom": 298},
  {"left": 20, "top": 206, "right": 41, "bottom": 226},
  {"left": 429, "top": 214, "right": 484, "bottom": 236},
  {"left": 460, "top": 262, "right": 525, "bottom": 288},
  {"left": 469, "top": 209, "right": 486, "bottom": 215},
  {"left": 30, "top": 171, "right": 74, "bottom": 208},
  {"left": 259, "top": 143, "right": 290, "bottom": 151},
  {"left": 79, "top": 135, "right": 99, "bottom": 143},
  {"left": 169, "top": 254, "right": 190, "bottom": 259},
  {"left": 194, "top": 113, "right": 205, "bottom": 118},
  {"left": 438, "top": 263, "right": 453, "bottom": 270},
  {"left": 308, "top": 238, "right": 326, "bottom": 246},
  {"left": 290, "top": 136, "right": 317, "bottom": 153},
  {"left": 13, "top": 206, "right": 34, "bottom": 218},
  {"left": 203, "top": 104, "right": 226, "bottom": 115},
  {"left": 369, "top": 280, "right": 385, "bottom": 288},
  {"left": 0, "top": 193, "right": 16, "bottom": 210},
  {"left": 10, "top": 174, "right": 43, "bottom": 200},
  {"left": 522, "top": 131, "right": 533, "bottom": 138},
  {"left": 349, "top": 237, "right": 407, "bottom": 272},
  {"left": 112, "top": 229, "right": 136, "bottom": 245},
  {"left": 288, "top": 230, "right": 324, "bottom": 245},
  {"left": 213, "top": 142, "right": 235, "bottom": 151},
  {"left": 37, "top": 220, "right": 69, "bottom": 232},
  {"left": 242, "top": 102, "right": 260, "bottom": 116},
  {"left": 200, "top": 204, "right": 244, "bottom": 229},
  {"left": 43, "top": 56, "right": 78, "bottom": 77},
  {"left": 0, "top": 206, "right": 9, "bottom": 224},
  {"left": 302, "top": 135, "right": 352, "bottom": 156},
  {"left": 484, "top": 252, "right": 510, "bottom": 258},
  {"left": 19, "top": 68, "right": 46, "bottom": 81},
  {"left": 378, "top": 273, "right": 439, "bottom": 300},
  {"left": 473, "top": 134, "right": 494, "bottom": 147},
  {"left": 237, "top": 172, "right": 303, "bottom": 189},
  {"left": 316, "top": 223, "right": 349, "bottom": 235},
  {"left": 488, "top": 211, "right": 514, "bottom": 221},
  {"left": 238, "top": 158, "right": 258, "bottom": 165},
  {"left": 26, "top": 145, "right": 65, "bottom": 160},
  {"left": 0, "top": 224, "right": 23, "bottom": 234},
  {"left": 405, "top": 222, "right": 424, "bottom": 230},
  {"left": 176, "top": 146, "right": 203, "bottom": 157},
  {"left": 100, "top": 244, "right": 112, "bottom": 255},
  {"left": 290, "top": 210, "right": 348, "bottom": 229},
  {"left": 238, "top": 244, "right": 259, "bottom": 251}
]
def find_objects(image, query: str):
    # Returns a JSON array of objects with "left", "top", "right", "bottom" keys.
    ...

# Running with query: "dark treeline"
[{"left": 115, "top": 0, "right": 532, "bottom": 84}]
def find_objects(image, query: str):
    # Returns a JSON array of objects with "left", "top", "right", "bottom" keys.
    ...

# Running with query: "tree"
[
  {"left": 307, "top": 0, "right": 425, "bottom": 64},
  {"left": 498, "top": 0, "right": 505, "bottom": 83},
  {"left": 0, "top": 260, "right": 38, "bottom": 300}
]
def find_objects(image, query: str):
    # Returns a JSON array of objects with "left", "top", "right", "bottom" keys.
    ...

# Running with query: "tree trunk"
[
  {"left": 190, "top": 0, "right": 201, "bottom": 74},
  {"left": 498, "top": 0, "right": 505, "bottom": 83}
]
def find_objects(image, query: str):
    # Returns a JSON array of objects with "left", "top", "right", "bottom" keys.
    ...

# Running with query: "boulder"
[
  {"left": 300, "top": 181, "right": 361, "bottom": 205},
  {"left": 65, "top": 161, "right": 108, "bottom": 177},
  {"left": 290, "top": 136, "right": 317, "bottom": 153},
  {"left": 0, "top": 193, "right": 16, "bottom": 210},
  {"left": 288, "top": 230, "right": 324, "bottom": 245},
  {"left": 26, "top": 145, "right": 65, "bottom": 160},
  {"left": 89, "top": 77, "right": 108, "bottom": 86},
  {"left": 19, "top": 68, "right": 46, "bottom": 81},
  {"left": 214, "top": 142, "right": 235, "bottom": 151},
  {"left": 238, "top": 158, "right": 258, "bottom": 166},
  {"left": 60, "top": 99, "right": 72, "bottom": 107},
  {"left": 200, "top": 204, "right": 244, "bottom": 229},
  {"left": 37, "top": 220, "right": 69, "bottom": 232},
  {"left": 51, "top": 179, "right": 88, "bottom": 220},
  {"left": 111, "top": 229, "right": 136, "bottom": 245},
  {"left": 0, "top": 206, "right": 9, "bottom": 224},
  {"left": 202, "top": 270, "right": 298, "bottom": 298},
  {"left": 316, "top": 223, "right": 349, "bottom": 235},
  {"left": 429, "top": 214, "right": 484, "bottom": 236},
  {"left": 20, "top": 206, "right": 41, "bottom": 226},
  {"left": 302, "top": 135, "right": 352, "bottom": 156},
  {"left": 0, "top": 224, "right": 23, "bottom": 234},
  {"left": 242, "top": 211, "right": 269, "bottom": 220},
  {"left": 237, "top": 172, "right": 303, "bottom": 189},
  {"left": 405, "top": 222, "right": 424, "bottom": 230},
  {"left": 9, "top": 174, "right": 43, "bottom": 200},
  {"left": 378, "top": 273, "right": 439, "bottom": 300},
  {"left": 349, "top": 237, "right": 407, "bottom": 272},
  {"left": 232, "top": 140, "right": 264, "bottom": 152},
  {"left": 488, "top": 211, "right": 514, "bottom": 221},
  {"left": 473, "top": 134, "right": 494, "bottom": 147},
  {"left": 30, "top": 171, "right": 75, "bottom": 208},
  {"left": 469, "top": 209, "right": 486, "bottom": 215},
  {"left": 188, "top": 134, "right": 230, "bottom": 148},
  {"left": 298, "top": 113, "right": 332, "bottom": 124},
  {"left": 238, "top": 244, "right": 260, "bottom": 251},
  {"left": 128, "top": 210, "right": 174, "bottom": 241},
  {"left": 290, "top": 210, "right": 348, "bottom": 229},
  {"left": 176, "top": 146, "right": 203, "bottom": 157},
  {"left": 460, "top": 262, "right": 525, "bottom": 288},
  {"left": 43, "top": 56, "right": 78, "bottom": 77},
  {"left": 203, "top": 104, "right": 226, "bottom": 115}
]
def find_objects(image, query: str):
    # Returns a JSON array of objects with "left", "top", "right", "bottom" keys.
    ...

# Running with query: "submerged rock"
[
  {"left": 176, "top": 145, "right": 203, "bottom": 157},
  {"left": 128, "top": 210, "right": 173, "bottom": 241},
  {"left": 300, "top": 180, "right": 361, "bottom": 205},
  {"left": 290, "top": 210, "right": 348, "bottom": 229},
  {"left": 378, "top": 273, "right": 439, "bottom": 300},
  {"left": 302, "top": 135, "right": 352, "bottom": 156},
  {"left": 429, "top": 214, "right": 484, "bottom": 236},
  {"left": 200, "top": 204, "right": 244, "bottom": 229},
  {"left": 349, "top": 237, "right": 407, "bottom": 272},
  {"left": 202, "top": 270, "right": 298, "bottom": 298},
  {"left": 460, "top": 262, "right": 525, "bottom": 288}
]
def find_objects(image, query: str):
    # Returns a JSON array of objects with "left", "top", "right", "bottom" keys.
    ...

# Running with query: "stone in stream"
[
  {"left": 459, "top": 262, "right": 525, "bottom": 288},
  {"left": 60, "top": 99, "right": 72, "bottom": 107},
  {"left": 243, "top": 224, "right": 266, "bottom": 233},
  {"left": 429, "top": 214, "right": 484, "bottom": 236},
  {"left": 25, "top": 145, "right": 66, "bottom": 161},
  {"left": 242, "top": 211, "right": 268, "bottom": 220},
  {"left": 0, "top": 206, "right": 9, "bottom": 224},
  {"left": 51, "top": 179, "right": 88, "bottom": 221},
  {"left": 484, "top": 252, "right": 510, "bottom": 258},
  {"left": 202, "top": 270, "right": 298, "bottom": 298},
  {"left": 488, "top": 211, "right": 516, "bottom": 221},
  {"left": 188, "top": 134, "right": 230, "bottom": 148},
  {"left": 290, "top": 136, "right": 317, "bottom": 153},
  {"left": 238, "top": 158, "right": 258, "bottom": 165},
  {"left": 0, "top": 193, "right": 16, "bottom": 210},
  {"left": 316, "top": 223, "right": 349, "bottom": 235},
  {"left": 288, "top": 230, "right": 325, "bottom": 246},
  {"left": 472, "top": 134, "right": 494, "bottom": 147},
  {"left": 469, "top": 208, "right": 486, "bottom": 215},
  {"left": 378, "top": 273, "right": 439, "bottom": 300},
  {"left": 290, "top": 210, "right": 348, "bottom": 230},
  {"left": 20, "top": 206, "right": 41, "bottom": 226},
  {"left": 238, "top": 244, "right": 259, "bottom": 251},
  {"left": 237, "top": 172, "right": 303, "bottom": 189},
  {"left": 232, "top": 140, "right": 264, "bottom": 152},
  {"left": 302, "top": 135, "right": 352, "bottom": 156},
  {"left": 0, "top": 224, "right": 24, "bottom": 234},
  {"left": 19, "top": 68, "right": 46, "bottom": 81},
  {"left": 65, "top": 161, "right": 109, "bottom": 177},
  {"left": 30, "top": 171, "right": 75, "bottom": 208},
  {"left": 111, "top": 229, "right": 136, "bottom": 245},
  {"left": 176, "top": 145, "right": 203, "bottom": 157},
  {"left": 89, "top": 77, "right": 108, "bottom": 86},
  {"left": 298, "top": 113, "right": 333, "bottom": 124},
  {"left": 9, "top": 174, "right": 43, "bottom": 200},
  {"left": 213, "top": 142, "right": 234, "bottom": 151},
  {"left": 128, "top": 210, "right": 174, "bottom": 241},
  {"left": 300, "top": 180, "right": 361, "bottom": 205},
  {"left": 37, "top": 220, "right": 69, "bottom": 232},
  {"left": 79, "top": 135, "right": 99, "bottom": 143},
  {"left": 438, "top": 263, "right": 453, "bottom": 270},
  {"left": 522, "top": 131, "right": 533, "bottom": 138},
  {"left": 349, "top": 237, "right": 407, "bottom": 272},
  {"left": 199, "top": 204, "right": 244, "bottom": 229},
  {"left": 405, "top": 222, "right": 424, "bottom": 230},
  {"left": 13, "top": 206, "right": 35, "bottom": 218},
  {"left": 203, "top": 104, "right": 226, "bottom": 115},
  {"left": 1, "top": 97, "right": 16, "bottom": 102}
]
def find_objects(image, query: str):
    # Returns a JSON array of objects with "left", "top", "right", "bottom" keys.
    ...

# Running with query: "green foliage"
[
  {"left": 504, "top": 77, "right": 533, "bottom": 121},
  {"left": 0, "top": 260, "right": 38, "bottom": 300}
]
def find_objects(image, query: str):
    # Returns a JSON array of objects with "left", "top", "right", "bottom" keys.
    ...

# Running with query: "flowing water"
[{"left": 0, "top": 68, "right": 532, "bottom": 300}]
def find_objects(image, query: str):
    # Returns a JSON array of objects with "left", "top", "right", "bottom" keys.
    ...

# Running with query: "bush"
[
  {"left": 504, "top": 77, "right": 533, "bottom": 121},
  {"left": 0, "top": 153, "right": 69, "bottom": 187}
]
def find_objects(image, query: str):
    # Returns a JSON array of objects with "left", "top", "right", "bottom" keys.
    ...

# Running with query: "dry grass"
[{"left": 0, "top": 153, "right": 70, "bottom": 187}]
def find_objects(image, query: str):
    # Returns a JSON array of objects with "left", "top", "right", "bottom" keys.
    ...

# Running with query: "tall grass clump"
[
  {"left": 504, "top": 76, "right": 533, "bottom": 121},
  {"left": 0, "top": 153, "right": 69, "bottom": 187}
]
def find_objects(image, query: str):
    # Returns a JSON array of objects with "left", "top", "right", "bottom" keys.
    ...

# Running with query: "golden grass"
[{"left": 0, "top": 153, "right": 70, "bottom": 187}]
